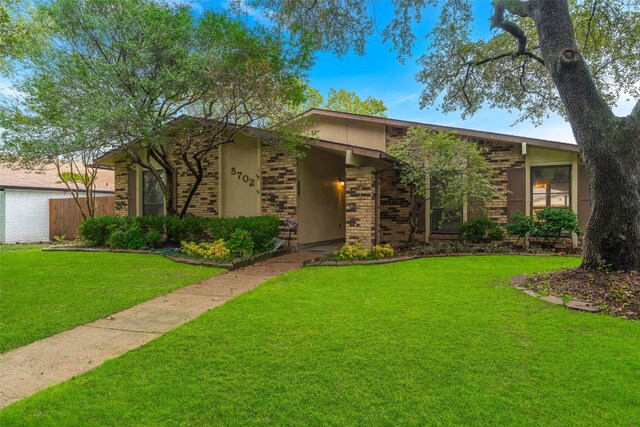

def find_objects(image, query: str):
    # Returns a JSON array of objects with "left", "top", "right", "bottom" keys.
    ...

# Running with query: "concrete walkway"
[{"left": 0, "top": 251, "right": 319, "bottom": 408}]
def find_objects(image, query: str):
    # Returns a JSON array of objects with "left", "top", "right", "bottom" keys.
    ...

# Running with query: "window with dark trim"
[
  {"left": 142, "top": 171, "right": 165, "bottom": 216},
  {"left": 531, "top": 165, "right": 571, "bottom": 214},
  {"left": 429, "top": 185, "right": 463, "bottom": 234}
]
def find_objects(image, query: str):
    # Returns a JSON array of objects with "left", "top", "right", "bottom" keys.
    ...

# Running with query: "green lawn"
[
  {"left": 0, "top": 246, "right": 221, "bottom": 352},
  {"left": 3, "top": 255, "right": 640, "bottom": 425}
]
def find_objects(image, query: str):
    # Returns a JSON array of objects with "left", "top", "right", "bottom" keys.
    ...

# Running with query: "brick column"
[{"left": 345, "top": 166, "right": 376, "bottom": 248}]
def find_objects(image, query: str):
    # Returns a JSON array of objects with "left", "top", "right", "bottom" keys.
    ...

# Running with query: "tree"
[
  {"left": 304, "top": 87, "right": 387, "bottom": 117},
  {"left": 388, "top": 127, "right": 497, "bottom": 243},
  {"left": 0, "top": 0, "right": 46, "bottom": 72},
  {"left": 233, "top": 0, "right": 640, "bottom": 271},
  {"left": 1, "top": 0, "right": 310, "bottom": 217}
]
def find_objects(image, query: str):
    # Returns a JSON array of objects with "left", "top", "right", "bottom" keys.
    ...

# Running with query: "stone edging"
[
  {"left": 42, "top": 245, "right": 294, "bottom": 270},
  {"left": 509, "top": 274, "right": 601, "bottom": 313},
  {"left": 303, "top": 252, "right": 573, "bottom": 267}
]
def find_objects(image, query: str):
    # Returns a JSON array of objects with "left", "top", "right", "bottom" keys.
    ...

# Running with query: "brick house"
[{"left": 96, "top": 109, "right": 589, "bottom": 248}]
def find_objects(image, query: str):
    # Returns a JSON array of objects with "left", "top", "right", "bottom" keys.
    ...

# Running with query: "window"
[
  {"left": 142, "top": 171, "right": 165, "bottom": 216},
  {"left": 429, "top": 185, "right": 463, "bottom": 234},
  {"left": 531, "top": 166, "right": 571, "bottom": 213}
]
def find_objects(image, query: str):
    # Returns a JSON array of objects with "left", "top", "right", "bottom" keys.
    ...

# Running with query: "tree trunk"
[{"left": 523, "top": 0, "right": 640, "bottom": 271}]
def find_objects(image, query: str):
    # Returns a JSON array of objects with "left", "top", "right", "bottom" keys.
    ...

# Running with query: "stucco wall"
[
  {"left": 308, "top": 116, "right": 386, "bottom": 151},
  {"left": 220, "top": 135, "right": 260, "bottom": 217},
  {"left": 297, "top": 148, "right": 345, "bottom": 245}
]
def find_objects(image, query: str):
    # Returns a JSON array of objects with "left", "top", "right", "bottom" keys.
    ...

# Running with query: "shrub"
[
  {"left": 332, "top": 243, "right": 370, "bottom": 261},
  {"left": 106, "top": 224, "right": 147, "bottom": 250},
  {"left": 209, "top": 216, "right": 280, "bottom": 252},
  {"left": 79, "top": 216, "right": 122, "bottom": 247},
  {"left": 79, "top": 215, "right": 280, "bottom": 251},
  {"left": 165, "top": 215, "right": 207, "bottom": 244},
  {"left": 181, "top": 240, "right": 230, "bottom": 261},
  {"left": 458, "top": 216, "right": 504, "bottom": 243},
  {"left": 332, "top": 243, "right": 395, "bottom": 261},
  {"left": 532, "top": 207, "right": 581, "bottom": 245},
  {"left": 370, "top": 244, "right": 395, "bottom": 259},
  {"left": 505, "top": 211, "right": 534, "bottom": 244},
  {"left": 226, "top": 229, "right": 255, "bottom": 259},
  {"left": 144, "top": 230, "right": 165, "bottom": 248}
]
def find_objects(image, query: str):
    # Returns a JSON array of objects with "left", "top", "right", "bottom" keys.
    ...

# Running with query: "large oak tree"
[{"left": 236, "top": 0, "right": 640, "bottom": 271}]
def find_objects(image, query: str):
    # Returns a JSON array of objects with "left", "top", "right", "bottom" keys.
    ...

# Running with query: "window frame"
[
  {"left": 429, "top": 183, "right": 463, "bottom": 235},
  {"left": 530, "top": 165, "right": 572, "bottom": 214},
  {"left": 141, "top": 170, "right": 166, "bottom": 217}
]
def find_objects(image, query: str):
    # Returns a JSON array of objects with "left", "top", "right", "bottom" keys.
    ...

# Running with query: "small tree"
[{"left": 388, "top": 127, "right": 497, "bottom": 243}]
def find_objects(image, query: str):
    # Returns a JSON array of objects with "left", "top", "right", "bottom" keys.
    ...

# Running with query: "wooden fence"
[{"left": 49, "top": 196, "right": 115, "bottom": 240}]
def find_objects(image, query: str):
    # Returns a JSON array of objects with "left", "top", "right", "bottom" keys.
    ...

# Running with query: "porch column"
[{"left": 345, "top": 166, "right": 376, "bottom": 248}]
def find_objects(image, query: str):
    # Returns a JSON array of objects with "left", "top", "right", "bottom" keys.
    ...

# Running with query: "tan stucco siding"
[
  {"left": 308, "top": 116, "right": 386, "bottom": 151},
  {"left": 297, "top": 148, "right": 345, "bottom": 245},
  {"left": 220, "top": 134, "right": 261, "bottom": 217}
]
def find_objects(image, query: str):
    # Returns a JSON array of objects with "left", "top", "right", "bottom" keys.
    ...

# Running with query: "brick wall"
[
  {"left": 384, "top": 126, "right": 526, "bottom": 240},
  {"left": 114, "top": 157, "right": 135, "bottom": 216},
  {"left": 113, "top": 146, "right": 219, "bottom": 217},
  {"left": 260, "top": 143, "right": 298, "bottom": 242},
  {"left": 345, "top": 166, "right": 376, "bottom": 247},
  {"left": 379, "top": 168, "right": 412, "bottom": 243},
  {"left": 475, "top": 139, "right": 525, "bottom": 225},
  {"left": 173, "top": 146, "right": 219, "bottom": 217}
]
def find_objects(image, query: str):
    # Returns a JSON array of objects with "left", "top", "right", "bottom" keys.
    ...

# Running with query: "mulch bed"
[{"left": 525, "top": 269, "right": 640, "bottom": 320}]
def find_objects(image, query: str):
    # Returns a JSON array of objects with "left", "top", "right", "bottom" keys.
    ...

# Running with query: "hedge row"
[{"left": 79, "top": 215, "right": 281, "bottom": 251}]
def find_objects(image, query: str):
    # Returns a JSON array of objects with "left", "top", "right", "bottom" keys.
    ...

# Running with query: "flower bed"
[{"left": 523, "top": 269, "right": 640, "bottom": 320}]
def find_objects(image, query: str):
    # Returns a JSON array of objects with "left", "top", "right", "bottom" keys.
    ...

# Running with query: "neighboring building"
[
  {"left": 97, "top": 109, "right": 589, "bottom": 248},
  {"left": 0, "top": 164, "right": 114, "bottom": 243}
]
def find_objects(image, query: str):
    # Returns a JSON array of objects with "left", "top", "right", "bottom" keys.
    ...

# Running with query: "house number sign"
[{"left": 230, "top": 167, "right": 258, "bottom": 187}]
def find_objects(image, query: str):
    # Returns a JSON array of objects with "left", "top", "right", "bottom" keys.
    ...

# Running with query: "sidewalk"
[{"left": 0, "top": 251, "right": 318, "bottom": 408}]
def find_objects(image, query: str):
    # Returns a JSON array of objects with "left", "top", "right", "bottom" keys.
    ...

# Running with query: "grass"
[
  {"left": 0, "top": 246, "right": 221, "bottom": 352},
  {"left": 3, "top": 255, "right": 640, "bottom": 425}
]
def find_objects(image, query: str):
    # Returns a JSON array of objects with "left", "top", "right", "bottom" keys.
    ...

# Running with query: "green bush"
[
  {"left": 458, "top": 216, "right": 504, "bottom": 243},
  {"left": 78, "top": 216, "right": 122, "bottom": 247},
  {"left": 106, "top": 225, "right": 147, "bottom": 250},
  {"left": 79, "top": 215, "right": 280, "bottom": 251},
  {"left": 144, "top": 230, "right": 165, "bottom": 248},
  {"left": 505, "top": 208, "right": 580, "bottom": 247},
  {"left": 209, "top": 216, "right": 280, "bottom": 252},
  {"left": 505, "top": 211, "right": 535, "bottom": 244},
  {"left": 226, "top": 229, "right": 255, "bottom": 259},
  {"left": 532, "top": 207, "right": 581, "bottom": 244},
  {"left": 165, "top": 215, "right": 207, "bottom": 243}
]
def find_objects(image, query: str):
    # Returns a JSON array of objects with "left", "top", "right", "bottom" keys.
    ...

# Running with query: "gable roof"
[
  {"left": 303, "top": 108, "right": 580, "bottom": 153},
  {"left": 0, "top": 163, "right": 115, "bottom": 193}
]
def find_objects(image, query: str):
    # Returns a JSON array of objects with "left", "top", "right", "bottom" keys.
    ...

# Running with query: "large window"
[
  {"left": 429, "top": 185, "right": 463, "bottom": 234},
  {"left": 531, "top": 166, "right": 571, "bottom": 213},
  {"left": 142, "top": 171, "right": 165, "bottom": 216}
]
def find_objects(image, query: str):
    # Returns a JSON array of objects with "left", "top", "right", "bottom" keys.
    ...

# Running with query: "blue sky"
[
  {"left": 4, "top": 0, "right": 636, "bottom": 144},
  {"left": 190, "top": 0, "right": 591, "bottom": 143}
]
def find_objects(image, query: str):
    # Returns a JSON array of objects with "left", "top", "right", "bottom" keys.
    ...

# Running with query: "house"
[
  {"left": 0, "top": 164, "right": 115, "bottom": 243},
  {"left": 96, "top": 109, "right": 589, "bottom": 248}
]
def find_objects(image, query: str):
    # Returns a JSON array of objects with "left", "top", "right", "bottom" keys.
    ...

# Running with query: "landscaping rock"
[
  {"left": 565, "top": 299, "right": 601, "bottom": 312},
  {"left": 540, "top": 295, "right": 564, "bottom": 305}
]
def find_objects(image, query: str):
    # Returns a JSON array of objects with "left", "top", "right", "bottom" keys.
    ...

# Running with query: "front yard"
[
  {"left": 0, "top": 246, "right": 221, "bottom": 352},
  {"left": 3, "top": 255, "right": 640, "bottom": 425}
]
